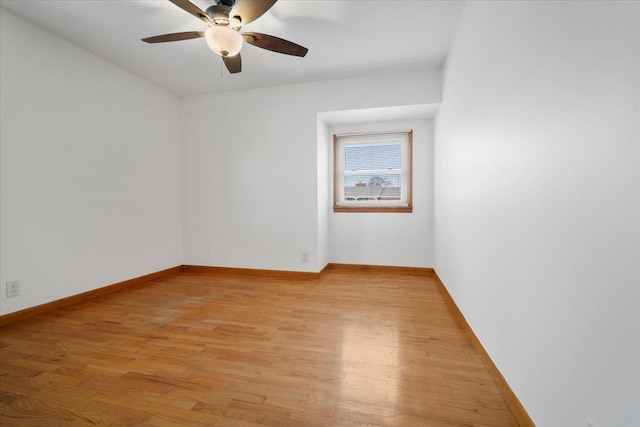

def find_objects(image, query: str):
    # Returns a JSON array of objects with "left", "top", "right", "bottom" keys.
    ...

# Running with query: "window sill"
[{"left": 333, "top": 205, "right": 413, "bottom": 213}]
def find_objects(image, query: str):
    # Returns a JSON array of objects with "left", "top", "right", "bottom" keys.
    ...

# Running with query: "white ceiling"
[{"left": 0, "top": 0, "right": 464, "bottom": 97}]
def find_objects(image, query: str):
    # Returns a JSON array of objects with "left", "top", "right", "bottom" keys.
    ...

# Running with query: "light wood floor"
[{"left": 0, "top": 267, "right": 519, "bottom": 426}]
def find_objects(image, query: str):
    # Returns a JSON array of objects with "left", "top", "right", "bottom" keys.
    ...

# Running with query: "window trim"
[{"left": 333, "top": 130, "right": 413, "bottom": 213}]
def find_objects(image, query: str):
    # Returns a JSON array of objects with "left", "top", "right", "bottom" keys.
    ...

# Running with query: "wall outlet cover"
[{"left": 6, "top": 280, "right": 20, "bottom": 298}]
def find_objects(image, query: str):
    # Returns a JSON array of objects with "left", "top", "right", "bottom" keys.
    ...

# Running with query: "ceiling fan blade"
[
  {"left": 242, "top": 32, "right": 308, "bottom": 57},
  {"left": 169, "top": 0, "right": 213, "bottom": 25},
  {"left": 231, "top": 0, "right": 277, "bottom": 25},
  {"left": 223, "top": 53, "right": 242, "bottom": 74},
  {"left": 142, "top": 31, "right": 204, "bottom": 44}
]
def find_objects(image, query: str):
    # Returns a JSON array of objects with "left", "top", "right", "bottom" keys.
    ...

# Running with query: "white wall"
[
  {"left": 435, "top": 2, "right": 640, "bottom": 426},
  {"left": 329, "top": 119, "right": 434, "bottom": 267},
  {"left": 181, "top": 71, "right": 441, "bottom": 272},
  {"left": 316, "top": 118, "right": 330, "bottom": 270},
  {"left": 0, "top": 9, "right": 183, "bottom": 315}
]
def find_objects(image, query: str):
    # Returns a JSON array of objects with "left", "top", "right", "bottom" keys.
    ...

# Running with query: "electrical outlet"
[
  {"left": 6, "top": 281, "right": 20, "bottom": 298},
  {"left": 301, "top": 252, "right": 309, "bottom": 263}
]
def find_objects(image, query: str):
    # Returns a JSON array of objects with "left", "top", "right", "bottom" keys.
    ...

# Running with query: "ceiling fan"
[{"left": 142, "top": 0, "right": 308, "bottom": 74}]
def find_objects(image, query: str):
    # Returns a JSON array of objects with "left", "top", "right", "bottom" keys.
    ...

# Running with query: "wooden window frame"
[{"left": 333, "top": 130, "right": 413, "bottom": 213}]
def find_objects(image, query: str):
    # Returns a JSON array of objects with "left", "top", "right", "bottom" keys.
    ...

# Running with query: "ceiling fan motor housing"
[{"left": 207, "top": 0, "right": 239, "bottom": 25}]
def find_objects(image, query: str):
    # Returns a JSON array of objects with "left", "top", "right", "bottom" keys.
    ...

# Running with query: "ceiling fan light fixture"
[
  {"left": 229, "top": 16, "right": 242, "bottom": 30},
  {"left": 204, "top": 26, "right": 243, "bottom": 57}
]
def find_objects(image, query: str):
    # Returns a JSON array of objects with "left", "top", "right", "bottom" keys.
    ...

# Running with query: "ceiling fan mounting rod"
[{"left": 215, "top": 0, "right": 236, "bottom": 7}]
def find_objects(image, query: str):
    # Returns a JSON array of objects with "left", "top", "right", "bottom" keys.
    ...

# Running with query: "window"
[{"left": 333, "top": 130, "right": 412, "bottom": 213}]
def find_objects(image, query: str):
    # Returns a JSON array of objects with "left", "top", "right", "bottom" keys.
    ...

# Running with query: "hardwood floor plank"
[{"left": 0, "top": 269, "right": 521, "bottom": 426}]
